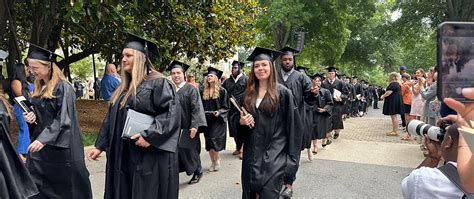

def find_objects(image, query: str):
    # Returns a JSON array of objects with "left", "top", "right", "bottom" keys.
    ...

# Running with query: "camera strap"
[{"left": 438, "top": 163, "right": 474, "bottom": 199}]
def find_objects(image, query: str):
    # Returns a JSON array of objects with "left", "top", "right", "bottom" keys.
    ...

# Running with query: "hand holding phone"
[{"left": 437, "top": 22, "right": 474, "bottom": 102}]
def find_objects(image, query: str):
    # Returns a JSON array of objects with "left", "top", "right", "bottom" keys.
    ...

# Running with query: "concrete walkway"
[{"left": 86, "top": 102, "right": 424, "bottom": 198}]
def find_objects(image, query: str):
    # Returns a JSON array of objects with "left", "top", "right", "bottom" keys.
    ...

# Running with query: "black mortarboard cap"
[
  {"left": 231, "top": 60, "right": 245, "bottom": 69},
  {"left": 247, "top": 47, "right": 282, "bottom": 62},
  {"left": 167, "top": 60, "right": 190, "bottom": 72},
  {"left": 124, "top": 32, "right": 158, "bottom": 59},
  {"left": 326, "top": 66, "right": 338, "bottom": 72},
  {"left": 27, "top": 43, "right": 62, "bottom": 80},
  {"left": 312, "top": 73, "right": 325, "bottom": 80},
  {"left": 279, "top": 46, "right": 300, "bottom": 56},
  {"left": 207, "top": 67, "right": 223, "bottom": 79},
  {"left": 27, "top": 43, "right": 61, "bottom": 62}
]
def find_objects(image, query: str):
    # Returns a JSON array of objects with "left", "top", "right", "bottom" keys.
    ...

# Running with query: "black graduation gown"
[
  {"left": 241, "top": 85, "right": 301, "bottom": 199},
  {"left": 222, "top": 74, "right": 248, "bottom": 138},
  {"left": 322, "top": 78, "right": 349, "bottom": 129},
  {"left": 302, "top": 101, "right": 313, "bottom": 149},
  {"left": 95, "top": 77, "right": 182, "bottom": 199},
  {"left": 310, "top": 88, "right": 334, "bottom": 139},
  {"left": 345, "top": 83, "right": 355, "bottom": 115},
  {"left": 177, "top": 83, "right": 207, "bottom": 175},
  {"left": 353, "top": 83, "right": 364, "bottom": 114},
  {"left": 0, "top": 101, "right": 39, "bottom": 199},
  {"left": 201, "top": 87, "right": 229, "bottom": 151},
  {"left": 27, "top": 80, "right": 92, "bottom": 199},
  {"left": 277, "top": 70, "right": 311, "bottom": 150}
]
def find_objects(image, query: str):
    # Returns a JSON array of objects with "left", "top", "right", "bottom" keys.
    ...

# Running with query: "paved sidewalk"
[{"left": 86, "top": 102, "right": 423, "bottom": 198}]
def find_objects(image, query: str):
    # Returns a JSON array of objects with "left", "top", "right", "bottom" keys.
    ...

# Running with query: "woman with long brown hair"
[
  {"left": 201, "top": 67, "right": 229, "bottom": 172},
  {"left": 239, "top": 47, "right": 301, "bottom": 198},
  {"left": 23, "top": 44, "right": 92, "bottom": 198},
  {"left": 87, "top": 33, "right": 181, "bottom": 198}
]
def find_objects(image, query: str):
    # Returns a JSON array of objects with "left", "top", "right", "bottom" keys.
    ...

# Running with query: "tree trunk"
[
  {"left": 5, "top": 0, "right": 19, "bottom": 79},
  {"left": 0, "top": 0, "right": 7, "bottom": 41}
]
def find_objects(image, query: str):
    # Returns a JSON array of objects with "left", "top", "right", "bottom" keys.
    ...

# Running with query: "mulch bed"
[{"left": 10, "top": 100, "right": 108, "bottom": 141}]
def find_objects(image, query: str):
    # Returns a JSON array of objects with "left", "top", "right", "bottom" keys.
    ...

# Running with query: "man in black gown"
[
  {"left": 222, "top": 60, "right": 248, "bottom": 158},
  {"left": 351, "top": 77, "right": 364, "bottom": 117},
  {"left": 168, "top": 61, "right": 207, "bottom": 184},
  {"left": 276, "top": 47, "right": 312, "bottom": 196},
  {"left": 277, "top": 48, "right": 312, "bottom": 148},
  {"left": 322, "top": 66, "right": 349, "bottom": 140},
  {"left": 344, "top": 77, "right": 355, "bottom": 118}
]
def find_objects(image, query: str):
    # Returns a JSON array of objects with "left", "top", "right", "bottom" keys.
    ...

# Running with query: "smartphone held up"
[{"left": 437, "top": 22, "right": 474, "bottom": 102}]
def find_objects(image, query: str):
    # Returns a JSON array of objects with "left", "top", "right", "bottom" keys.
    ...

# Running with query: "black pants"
[{"left": 373, "top": 98, "right": 379, "bottom": 108}]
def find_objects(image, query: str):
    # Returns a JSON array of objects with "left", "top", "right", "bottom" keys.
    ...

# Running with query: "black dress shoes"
[{"left": 188, "top": 171, "right": 203, "bottom": 184}]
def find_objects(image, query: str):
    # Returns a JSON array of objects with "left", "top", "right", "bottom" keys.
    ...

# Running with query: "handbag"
[{"left": 428, "top": 97, "right": 441, "bottom": 119}]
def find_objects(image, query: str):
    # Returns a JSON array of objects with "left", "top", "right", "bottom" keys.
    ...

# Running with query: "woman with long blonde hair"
[
  {"left": 201, "top": 67, "right": 229, "bottom": 172},
  {"left": 239, "top": 47, "right": 301, "bottom": 198},
  {"left": 23, "top": 44, "right": 92, "bottom": 198},
  {"left": 381, "top": 72, "right": 404, "bottom": 136},
  {"left": 87, "top": 33, "right": 181, "bottom": 199}
]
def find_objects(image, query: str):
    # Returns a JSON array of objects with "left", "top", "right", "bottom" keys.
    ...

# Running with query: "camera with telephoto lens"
[{"left": 407, "top": 120, "right": 452, "bottom": 143}]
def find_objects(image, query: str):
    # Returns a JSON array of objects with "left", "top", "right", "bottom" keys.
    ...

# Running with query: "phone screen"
[{"left": 437, "top": 22, "right": 474, "bottom": 102}]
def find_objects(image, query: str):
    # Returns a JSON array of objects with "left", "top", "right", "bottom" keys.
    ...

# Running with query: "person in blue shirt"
[{"left": 100, "top": 63, "right": 120, "bottom": 101}]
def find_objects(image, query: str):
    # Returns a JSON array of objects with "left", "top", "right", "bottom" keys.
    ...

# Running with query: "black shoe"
[
  {"left": 326, "top": 139, "right": 332, "bottom": 145},
  {"left": 188, "top": 171, "right": 203, "bottom": 184},
  {"left": 333, "top": 133, "right": 339, "bottom": 140},
  {"left": 280, "top": 186, "right": 293, "bottom": 198}
]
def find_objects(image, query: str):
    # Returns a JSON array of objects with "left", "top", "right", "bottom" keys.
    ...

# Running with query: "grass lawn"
[{"left": 82, "top": 132, "right": 99, "bottom": 146}]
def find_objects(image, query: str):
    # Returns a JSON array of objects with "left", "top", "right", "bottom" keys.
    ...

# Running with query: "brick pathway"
[{"left": 340, "top": 103, "right": 418, "bottom": 145}]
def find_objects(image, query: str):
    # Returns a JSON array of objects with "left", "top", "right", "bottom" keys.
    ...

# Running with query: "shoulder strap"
[{"left": 438, "top": 163, "right": 474, "bottom": 199}]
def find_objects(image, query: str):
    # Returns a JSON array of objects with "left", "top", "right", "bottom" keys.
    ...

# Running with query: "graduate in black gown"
[
  {"left": 352, "top": 77, "right": 364, "bottom": 117},
  {"left": 277, "top": 47, "right": 311, "bottom": 149},
  {"left": 321, "top": 66, "right": 349, "bottom": 140},
  {"left": 239, "top": 47, "right": 301, "bottom": 199},
  {"left": 295, "top": 66, "right": 315, "bottom": 161},
  {"left": 309, "top": 74, "right": 334, "bottom": 149},
  {"left": 344, "top": 77, "right": 355, "bottom": 118},
  {"left": 201, "top": 67, "right": 229, "bottom": 172},
  {"left": 0, "top": 93, "right": 38, "bottom": 199},
  {"left": 167, "top": 60, "right": 207, "bottom": 184},
  {"left": 24, "top": 44, "right": 92, "bottom": 199},
  {"left": 222, "top": 60, "right": 248, "bottom": 159},
  {"left": 87, "top": 33, "right": 181, "bottom": 199}
]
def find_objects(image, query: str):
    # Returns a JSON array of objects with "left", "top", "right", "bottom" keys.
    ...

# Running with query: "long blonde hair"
[
  {"left": 29, "top": 60, "right": 67, "bottom": 99},
  {"left": 109, "top": 49, "right": 162, "bottom": 108},
  {"left": 0, "top": 89, "right": 12, "bottom": 119},
  {"left": 202, "top": 74, "right": 220, "bottom": 100}
]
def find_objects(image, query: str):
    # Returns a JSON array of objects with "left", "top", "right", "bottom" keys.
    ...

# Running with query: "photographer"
[
  {"left": 444, "top": 87, "right": 474, "bottom": 193},
  {"left": 401, "top": 124, "right": 465, "bottom": 198}
]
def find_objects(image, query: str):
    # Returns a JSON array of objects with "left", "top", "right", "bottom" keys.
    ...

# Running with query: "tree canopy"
[
  {"left": 0, "top": 0, "right": 262, "bottom": 79},
  {"left": 1, "top": 0, "right": 474, "bottom": 86}
]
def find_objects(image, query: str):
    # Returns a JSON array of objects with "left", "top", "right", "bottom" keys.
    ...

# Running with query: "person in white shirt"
[{"left": 401, "top": 123, "right": 465, "bottom": 198}]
